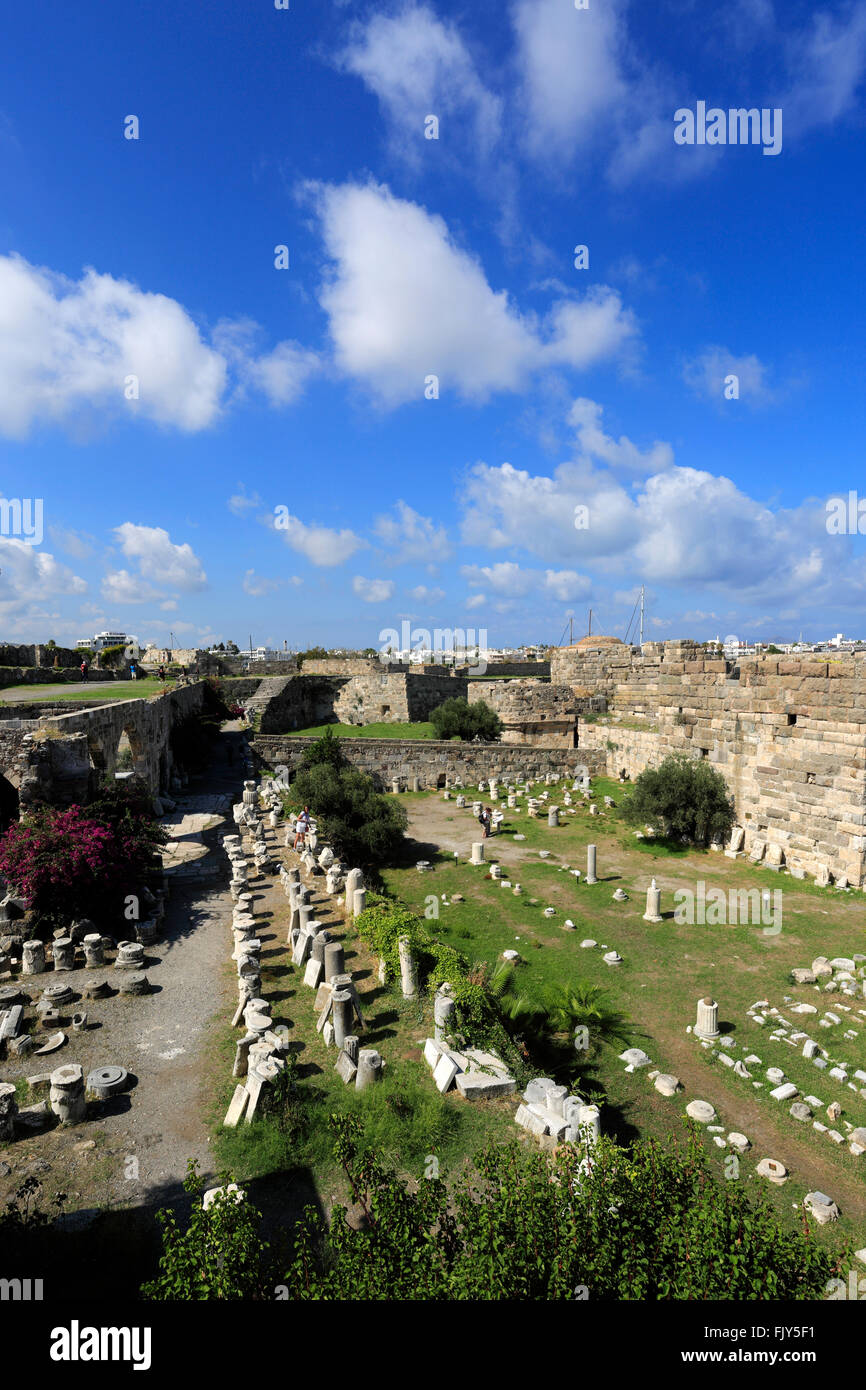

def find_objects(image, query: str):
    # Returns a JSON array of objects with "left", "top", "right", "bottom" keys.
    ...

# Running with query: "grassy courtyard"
[
  {"left": 376, "top": 777, "right": 866, "bottom": 1249},
  {"left": 0, "top": 678, "right": 168, "bottom": 702}
]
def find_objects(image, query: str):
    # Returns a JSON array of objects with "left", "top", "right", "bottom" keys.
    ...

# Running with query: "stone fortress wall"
[
  {"left": 253, "top": 734, "right": 601, "bottom": 787},
  {"left": 552, "top": 639, "right": 866, "bottom": 887}
]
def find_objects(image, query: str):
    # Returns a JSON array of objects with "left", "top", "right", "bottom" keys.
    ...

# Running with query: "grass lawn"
[
  {"left": 0, "top": 679, "right": 168, "bottom": 702},
  {"left": 378, "top": 776, "right": 866, "bottom": 1250},
  {"left": 210, "top": 841, "right": 516, "bottom": 1207},
  {"left": 284, "top": 721, "right": 437, "bottom": 740}
]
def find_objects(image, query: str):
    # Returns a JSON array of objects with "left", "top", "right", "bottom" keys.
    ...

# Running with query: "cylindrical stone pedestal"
[
  {"left": 547, "top": 808, "right": 559, "bottom": 827},
  {"left": 242, "top": 781, "right": 257, "bottom": 807},
  {"left": 411, "top": 776, "right": 420, "bottom": 792},
  {"left": 398, "top": 936, "right": 417, "bottom": 998},
  {"left": 643, "top": 879, "right": 662, "bottom": 923},
  {"left": 49, "top": 1063, "right": 87, "bottom": 1127},
  {"left": 52, "top": 938, "right": 75, "bottom": 971},
  {"left": 344, "top": 868, "right": 364, "bottom": 914},
  {"left": 352, "top": 888, "right": 367, "bottom": 917},
  {"left": 694, "top": 997, "right": 720, "bottom": 1040},
  {"left": 391, "top": 778, "right": 401, "bottom": 795},
  {"left": 471, "top": 842, "right": 485, "bottom": 865},
  {"left": 115, "top": 942, "right": 144, "bottom": 970},
  {"left": 0, "top": 1081, "right": 18, "bottom": 1140},
  {"left": 82, "top": 934, "right": 104, "bottom": 967},
  {"left": 355, "top": 1048, "right": 383, "bottom": 1090},
  {"left": 324, "top": 942, "right": 345, "bottom": 983},
  {"left": 22, "top": 939, "right": 45, "bottom": 976},
  {"left": 298, "top": 904, "right": 313, "bottom": 933},
  {"left": 586, "top": 844, "right": 597, "bottom": 885},
  {"left": 332, "top": 989, "right": 353, "bottom": 1049},
  {"left": 434, "top": 988, "right": 456, "bottom": 1042},
  {"left": 577, "top": 1104, "right": 601, "bottom": 1145}
]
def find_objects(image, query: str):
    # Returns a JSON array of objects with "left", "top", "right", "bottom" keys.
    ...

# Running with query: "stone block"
[
  {"left": 454, "top": 1072, "right": 516, "bottom": 1101},
  {"left": 433, "top": 1053, "right": 459, "bottom": 1093}
]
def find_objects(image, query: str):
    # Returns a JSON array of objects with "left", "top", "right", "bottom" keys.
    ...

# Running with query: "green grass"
[
  {"left": 284, "top": 721, "right": 437, "bottom": 740},
  {"left": 0, "top": 678, "right": 167, "bottom": 702},
  {"left": 209, "top": 867, "right": 515, "bottom": 1200},
  {"left": 380, "top": 775, "right": 866, "bottom": 1245}
]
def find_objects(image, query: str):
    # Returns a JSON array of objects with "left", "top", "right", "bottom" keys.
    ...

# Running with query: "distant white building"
[{"left": 76, "top": 630, "right": 136, "bottom": 653}]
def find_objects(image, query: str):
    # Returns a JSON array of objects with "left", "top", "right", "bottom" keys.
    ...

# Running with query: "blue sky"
[{"left": 2, "top": 0, "right": 866, "bottom": 651}]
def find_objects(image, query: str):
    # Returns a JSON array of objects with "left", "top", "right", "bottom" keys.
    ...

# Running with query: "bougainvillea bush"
[{"left": 0, "top": 781, "right": 167, "bottom": 929}]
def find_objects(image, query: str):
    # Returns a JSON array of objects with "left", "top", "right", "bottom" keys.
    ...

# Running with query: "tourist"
[
  {"left": 479, "top": 806, "right": 489, "bottom": 839},
  {"left": 80, "top": 658, "right": 88, "bottom": 680},
  {"left": 129, "top": 662, "right": 137, "bottom": 681},
  {"left": 484, "top": 805, "right": 494, "bottom": 837},
  {"left": 293, "top": 805, "right": 311, "bottom": 851},
  {"left": 158, "top": 664, "right": 165, "bottom": 683}
]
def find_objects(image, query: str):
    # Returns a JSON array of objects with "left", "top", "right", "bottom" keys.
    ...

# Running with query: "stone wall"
[
  {"left": 468, "top": 680, "right": 576, "bottom": 747},
  {"left": 19, "top": 681, "right": 208, "bottom": 805},
  {"left": 245, "top": 670, "right": 468, "bottom": 732},
  {"left": 0, "top": 644, "right": 81, "bottom": 669},
  {"left": 553, "top": 640, "right": 866, "bottom": 886},
  {"left": 253, "top": 734, "right": 604, "bottom": 786}
]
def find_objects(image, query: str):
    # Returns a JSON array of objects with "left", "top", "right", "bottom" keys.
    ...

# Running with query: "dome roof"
[{"left": 560, "top": 635, "right": 625, "bottom": 651}]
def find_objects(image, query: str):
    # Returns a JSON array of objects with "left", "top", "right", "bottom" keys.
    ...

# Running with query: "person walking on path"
[{"left": 80, "top": 658, "right": 88, "bottom": 681}]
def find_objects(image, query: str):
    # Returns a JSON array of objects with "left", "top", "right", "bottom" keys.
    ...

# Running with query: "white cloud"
[
  {"left": 0, "top": 256, "right": 321, "bottom": 441},
  {"left": 683, "top": 346, "right": 775, "bottom": 405},
  {"left": 214, "top": 320, "right": 321, "bottom": 407},
  {"left": 101, "top": 570, "right": 162, "bottom": 605},
  {"left": 782, "top": 4, "right": 866, "bottom": 134},
  {"left": 312, "top": 181, "right": 636, "bottom": 406},
  {"left": 113, "top": 523, "right": 207, "bottom": 590},
  {"left": 338, "top": 3, "right": 502, "bottom": 157},
  {"left": 228, "top": 486, "right": 262, "bottom": 515},
  {"left": 465, "top": 592, "right": 487, "bottom": 610},
  {"left": 0, "top": 540, "right": 87, "bottom": 615},
  {"left": 569, "top": 397, "right": 673, "bottom": 473},
  {"left": 243, "top": 569, "right": 283, "bottom": 597},
  {"left": 409, "top": 584, "right": 446, "bottom": 603},
  {"left": 512, "top": 0, "right": 630, "bottom": 161},
  {"left": 47, "top": 525, "right": 96, "bottom": 560},
  {"left": 461, "top": 560, "right": 591, "bottom": 604},
  {"left": 272, "top": 510, "right": 366, "bottom": 567},
  {"left": 544, "top": 568, "right": 592, "bottom": 602},
  {"left": 353, "top": 575, "right": 395, "bottom": 602},
  {"left": 0, "top": 254, "right": 227, "bottom": 438},
  {"left": 375, "top": 501, "right": 452, "bottom": 564}
]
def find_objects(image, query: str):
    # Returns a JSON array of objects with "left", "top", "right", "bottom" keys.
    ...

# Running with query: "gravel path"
[{"left": 0, "top": 732, "right": 245, "bottom": 1221}]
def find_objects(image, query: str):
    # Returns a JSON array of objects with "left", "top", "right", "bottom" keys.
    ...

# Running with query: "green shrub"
[
  {"left": 429, "top": 697, "right": 502, "bottom": 742},
  {"left": 281, "top": 759, "right": 407, "bottom": 873},
  {"left": 622, "top": 753, "right": 735, "bottom": 846}
]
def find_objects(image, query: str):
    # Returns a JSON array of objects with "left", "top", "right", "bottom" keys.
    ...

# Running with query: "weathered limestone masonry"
[
  {"left": 552, "top": 640, "right": 866, "bottom": 886},
  {"left": 254, "top": 735, "right": 603, "bottom": 786},
  {"left": 246, "top": 666, "right": 468, "bottom": 731},
  {"left": 16, "top": 682, "right": 207, "bottom": 809},
  {"left": 468, "top": 680, "right": 577, "bottom": 747}
]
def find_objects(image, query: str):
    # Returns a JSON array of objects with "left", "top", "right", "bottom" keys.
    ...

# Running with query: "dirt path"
[{"left": 0, "top": 731, "right": 245, "bottom": 1222}]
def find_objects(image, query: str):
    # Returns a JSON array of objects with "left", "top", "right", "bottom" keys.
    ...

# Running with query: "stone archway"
[{"left": 0, "top": 771, "right": 19, "bottom": 833}]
